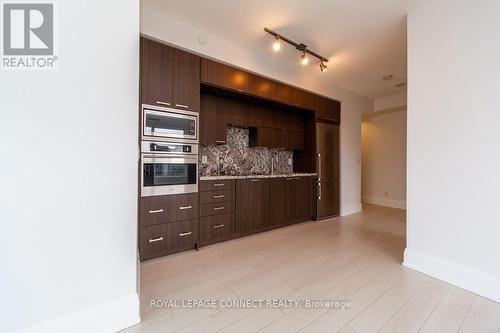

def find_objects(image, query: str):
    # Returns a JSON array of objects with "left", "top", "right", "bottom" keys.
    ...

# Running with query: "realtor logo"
[{"left": 2, "top": 3, "right": 57, "bottom": 69}]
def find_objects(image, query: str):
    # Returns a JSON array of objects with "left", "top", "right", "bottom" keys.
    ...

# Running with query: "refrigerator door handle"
[{"left": 317, "top": 153, "right": 321, "bottom": 181}]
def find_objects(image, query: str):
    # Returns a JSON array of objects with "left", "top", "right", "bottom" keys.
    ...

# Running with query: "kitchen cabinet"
[
  {"left": 317, "top": 96, "right": 341, "bottom": 124},
  {"left": 140, "top": 38, "right": 173, "bottom": 107},
  {"left": 172, "top": 49, "right": 200, "bottom": 112},
  {"left": 140, "top": 37, "right": 200, "bottom": 112},
  {"left": 271, "top": 176, "right": 314, "bottom": 226},
  {"left": 250, "top": 127, "right": 304, "bottom": 150},
  {"left": 200, "top": 94, "right": 227, "bottom": 145},
  {"left": 235, "top": 178, "right": 270, "bottom": 235},
  {"left": 199, "top": 214, "right": 234, "bottom": 246}
]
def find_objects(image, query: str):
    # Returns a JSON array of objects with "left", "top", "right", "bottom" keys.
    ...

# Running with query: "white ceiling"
[{"left": 142, "top": 0, "right": 417, "bottom": 100}]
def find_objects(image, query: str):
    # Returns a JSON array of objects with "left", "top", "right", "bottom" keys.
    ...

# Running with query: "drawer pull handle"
[
  {"left": 179, "top": 232, "right": 192, "bottom": 237},
  {"left": 250, "top": 179, "right": 260, "bottom": 182},
  {"left": 213, "top": 183, "right": 225, "bottom": 187},
  {"left": 148, "top": 209, "right": 164, "bottom": 214},
  {"left": 286, "top": 178, "right": 293, "bottom": 180},
  {"left": 179, "top": 206, "right": 192, "bottom": 210},
  {"left": 293, "top": 177, "right": 301, "bottom": 180},
  {"left": 213, "top": 224, "right": 225, "bottom": 229},
  {"left": 156, "top": 101, "right": 171, "bottom": 106},
  {"left": 216, "top": 140, "right": 226, "bottom": 144},
  {"left": 148, "top": 237, "right": 164, "bottom": 243},
  {"left": 213, "top": 195, "right": 225, "bottom": 198},
  {"left": 175, "top": 103, "right": 189, "bottom": 109},
  {"left": 213, "top": 207, "right": 225, "bottom": 211}
]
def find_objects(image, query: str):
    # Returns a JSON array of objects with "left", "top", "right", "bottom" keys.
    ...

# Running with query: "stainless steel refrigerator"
[{"left": 316, "top": 122, "right": 340, "bottom": 218}]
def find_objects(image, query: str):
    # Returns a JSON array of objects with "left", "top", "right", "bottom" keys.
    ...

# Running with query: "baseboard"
[
  {"left": 14, "top": 293, "right": 140, "bottom": 333},
  {"left": 341, "top": 202, "right": 362, "bottom": 216},
  {"left": 403, "top": 248, "right": 500, "bottom": 303},
  {"left": 362, "top": 196, "right": 406, "bottom": 209}
]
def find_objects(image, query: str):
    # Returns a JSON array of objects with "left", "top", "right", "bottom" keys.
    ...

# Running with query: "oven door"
[
  {"left": 142, "top": 106, "right": 198, "bottom": 143},
  {"left": 141, "top": 154, "right": 198, "bottom": 197}
]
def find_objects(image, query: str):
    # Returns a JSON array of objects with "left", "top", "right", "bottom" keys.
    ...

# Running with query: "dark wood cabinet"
[
  {"left": 271, "top": 176, "right": 314, "bottom": 226},
  {"left": 172, "top": 49, "right": 200, "bottom": 112},
  {"left": 251, "top": 127, "right": 304, "bottom": 150},
  {"left": 200, "top": 94, "right": 227, "bottom": 145},
  {"left": 140, "top": 37, "right": 200, "bottom": 112},
  {"left": 200, "top": 179, "right": 234, "bottom": 191},
  {"left": 235, "top": 178, "right": 270, "bottom": 234},
  {"left": 317, "top": 96, "right": 341, "bottom": 124},
  {"left": 199, "top": 214, "right": 234, "bottom": 246},
  {"left": 140, "top": 38, "right": 173, "bottom": 107}
]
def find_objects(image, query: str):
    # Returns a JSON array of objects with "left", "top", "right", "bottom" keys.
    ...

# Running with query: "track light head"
[
  {"left": 300, "top": 51, "right": 309, "bottom": 65},
  {"left": 272, "top": 36, "right": 281, "bottom": 52},
  {"left": 319, "top": 61, "right": 327, "bottom": 72}
]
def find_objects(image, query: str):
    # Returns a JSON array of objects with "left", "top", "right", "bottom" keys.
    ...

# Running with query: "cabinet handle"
[
  {"left": 285, "top": 178, "right": 293, "bottom": 180},
  {"left": 216, "top": 140, "right": 226, "bottom": 144},
  {"left": 317, "top": 154, "right": 322, "bottom": 181},
  {"left": 175, "top": 103, "right": 189, "bottom": 109},
  {"left": 179, "top": 206, "right": 192, "bottom": 210},
  {"left": 318, "top": 182, "right": 321, "bottom": 200},
  {"left": 213, "top": 183, "right": 225, "bottom": 187},
  {"left": 179, "top": 232, "right": 192, "bottom": 237},
  {"left": 148, "top": 209, "right": 164, "bottom": 214},
  {"left": 213, "top": 224, "right": 225, "bottom": 229},
  {"left": 213, "top": 195, "right": 225, "bottom": 198},
  {"left": 213, "top": 207, "right": 225, "bottom": 211},
  {"left": 250, "top": 179, "right": 260, "bottom": 182},
  {"left": 156, "top": 101, "right": 171, "bottom": 106},
  {"left": 148, "top": 237, "right": 164, "bottom": 243},
  {"left": 293, "top": 177, "right": 301, "bottom": 180}
]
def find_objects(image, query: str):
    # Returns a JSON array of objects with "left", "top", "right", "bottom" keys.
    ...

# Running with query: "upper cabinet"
[
  {"left": 317, "top": 96, "right": 341, "bottom": 124},
  {"left": 140, "top": 38, "right": 200, "bottom": 112},
  {"left": 201, "top": 59, "right": 317, "bottom": 111},
  {"left": 200, "top": 94, "right": 227, "bottom": 145},
  {"left": 140, "top": 38, "right": 173, "bottom": 107}
]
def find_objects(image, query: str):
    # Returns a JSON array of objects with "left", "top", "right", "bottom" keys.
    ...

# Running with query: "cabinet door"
[
  {"left": 270, "top": 178, "right": 293, "bottom": 226},
  {"left": 201, "top": 59, "right": 248, "bottom": 92},
  {"left": 317, "top": 96, "right": 341, "bottom": 124},
  {"left": 235, "top": 179, "right": 270, "bottom": 234},
  {"left": 292, "top": 90, "right": 317, "bottom": 111},
  {"left": 140, "top": 38, "right": 173, "bottom": 107},
  {"left": 292, "top": 177, "right": 313, "bottom": 222},
  {"left": 200, "top": 94, "right": 227, "bottom": 145},
  {"left": 172, "top": 49, "right": 200, "bottom": 112}
]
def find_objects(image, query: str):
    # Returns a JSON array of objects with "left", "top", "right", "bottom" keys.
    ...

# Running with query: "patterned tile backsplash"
[{"left": 199, "top": 127, "right": 293, "bottom": 176}]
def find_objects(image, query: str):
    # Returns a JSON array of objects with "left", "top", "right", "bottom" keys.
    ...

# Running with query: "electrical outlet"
[
  {"left": 201, "top": 155, "right": 208, "bottom": 164},
  {"left": 288, "top": 158, "right": 292, "bottom": 166}
]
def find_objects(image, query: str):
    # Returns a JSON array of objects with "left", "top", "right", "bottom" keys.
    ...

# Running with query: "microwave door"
[{"left": 143, "top": 109, "right": 197, "bottom": 141}]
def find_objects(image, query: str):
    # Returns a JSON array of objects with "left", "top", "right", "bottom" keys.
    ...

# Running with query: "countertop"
[{"left": 199, "top": 173, "right": 317, "bottom": 180}]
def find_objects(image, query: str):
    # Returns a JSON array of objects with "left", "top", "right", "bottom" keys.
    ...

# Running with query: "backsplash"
[{"left": 199, "top": 127, "right": 293, "bottom": 176}]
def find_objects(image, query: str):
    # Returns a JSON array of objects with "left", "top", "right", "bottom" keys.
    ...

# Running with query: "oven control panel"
[{"left": 141, "top": 141, "right": 198, "bottom": 155}]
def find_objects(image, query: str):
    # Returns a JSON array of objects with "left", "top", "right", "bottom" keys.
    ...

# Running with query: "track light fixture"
[
  {"left": 319, "top": 60, "right": 327, "bottom": 72},
  {"left": 272, "top": 36, "right": 281, "bottom": 52},
  {"left": 300, "top": 50, "right": 309, "bottom": 65},
  {"left": 264, "top": 27, "right": 329, "bottom": 72}
]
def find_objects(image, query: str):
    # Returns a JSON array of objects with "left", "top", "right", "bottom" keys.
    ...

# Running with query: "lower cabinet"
[
  {"left": 271, "top": 176, "right": 314, "bottom": 226},
  {"left": 199, "top": 213, "right": 235, "bottom": 246},
  {"left": 139, "top": 219, "right": 198, "bottom": 261},
  {"left": 235, "top": 178, "right": 271, "bottom": 235}
]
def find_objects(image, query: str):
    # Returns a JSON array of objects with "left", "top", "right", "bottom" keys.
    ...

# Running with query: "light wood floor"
[{"left": 123, "top": 204, "right": 500, "bottom": 333}]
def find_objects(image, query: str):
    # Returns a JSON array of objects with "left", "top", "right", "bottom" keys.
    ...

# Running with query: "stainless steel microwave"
[{"left": 142, "top": 104, "right": 198, "bottom": 143}]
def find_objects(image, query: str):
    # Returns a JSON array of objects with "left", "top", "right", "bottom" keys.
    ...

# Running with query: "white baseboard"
[
  {"left": 341, "top": 202, "right": 363, "bottom": 216},
  {"left": 14, "top": 293, "right": 140, "bottom": 333},
  {"left": 362, "top": 196, "right": 406, "bottom": 209},
  {"left": 403, "top": 248, "right": 500, "bottom": 303}
]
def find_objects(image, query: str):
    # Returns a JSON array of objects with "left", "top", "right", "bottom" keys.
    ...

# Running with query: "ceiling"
[{"left": 142, "top": 0, "right": 417, "bottom": 100}]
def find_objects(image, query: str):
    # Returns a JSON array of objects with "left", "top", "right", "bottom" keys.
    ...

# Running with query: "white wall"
[
  {"left": 0, "top": 1, "right": 140, "bottom": 332},
  {"left": 405, "top": 0, "right": 500, "bottom": 302},
  {"left": 362, "top": 110, "right": 407, "bottom": 209},
  {"left": 140, "top": 8, "right": 373, "bottom": 215},
  {"left": 373, "top": 92, "right": 407, "bottom": 112}
]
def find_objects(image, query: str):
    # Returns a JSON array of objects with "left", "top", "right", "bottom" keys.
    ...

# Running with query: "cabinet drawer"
[
  {"left": 174, "top": 193, "right": 199, "bottom": 221},
  {"left": 169, "top": 219, "right": 198, "bottom": 251},
  {"left": 139, "top": 196, "right": 175, "bottom": 226},
  {"left": 200, "top": 179, "right": 235, "bottom": 192},
  {"left": 200, "top": 189, "right": 235, "bottom": 204},
  {"left": 200, "top": 201, "right": 235, "bottom": 217},
  {"left": 139, "top": 224, "right": 169, "bottom": 260},
  {"left": 199, "top": 214, "right": 234, "bottom": 246}
]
